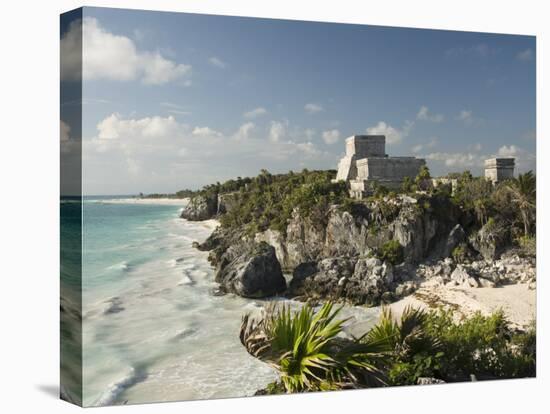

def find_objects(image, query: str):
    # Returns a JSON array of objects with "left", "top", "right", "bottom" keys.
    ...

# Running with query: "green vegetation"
[
  {"left": 208, "top": 169, "right": 350, "bottom": 235},
  {"left": 188, "top": 166, "right": 535, "bottom": 252},
  {"left": 451, "top": 244, "right": 468, "bottom": 263},
  {"left": 450, "top": 170, "right": 536, "bottom": 240},
  {"left": 142, "top": 189, "right": 198, "bottom": 199},
  {"left": 241, "top": 303, "right": 536, "bottom": 394},
  {"left": 415, "top": 165, "right": 432, "bottom": 192},
  {"left": 377, "top": 240, "right": 404, "bottom": 265},
  {"left": 240, "top": 303, "right": 387, "bottom": 392}
]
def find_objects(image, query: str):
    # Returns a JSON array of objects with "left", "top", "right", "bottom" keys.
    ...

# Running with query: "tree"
[
  {"left": 506, "top": 171, "right": 536, "bottom": 236},
  {"left": 415, "top": 165, "right": 432, "bottom": 192}
]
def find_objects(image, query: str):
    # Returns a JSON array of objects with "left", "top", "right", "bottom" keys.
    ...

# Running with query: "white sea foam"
[
  {"left": 82, "top": 203, "right": 380, "bottom": 406},
  {"left": 93, "top": 366, "right": 147, "bottom": 406}
]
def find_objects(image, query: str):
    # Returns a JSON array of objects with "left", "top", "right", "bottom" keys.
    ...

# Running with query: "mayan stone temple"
[
  {"left": 484, "top": 158, "right": 515, "bottom": 184},
  {"left": 335, "top": 135, "right": 426, "bottom": 198}
]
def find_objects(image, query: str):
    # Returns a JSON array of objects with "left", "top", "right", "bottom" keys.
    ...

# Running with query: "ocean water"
[{"left": 70, "top": 197, "right": 380, "bottom": 406}]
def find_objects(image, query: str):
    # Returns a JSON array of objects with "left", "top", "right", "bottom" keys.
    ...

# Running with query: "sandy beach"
[{"left": 388, "top": 278, "right": 536, "bottom": 329}]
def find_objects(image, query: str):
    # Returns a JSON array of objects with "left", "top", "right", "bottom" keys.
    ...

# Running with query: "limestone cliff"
[{"left": 189, "top": 191, "right": 534, "bottom": 305}]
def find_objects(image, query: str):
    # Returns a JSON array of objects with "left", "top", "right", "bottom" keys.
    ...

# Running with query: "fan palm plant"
[
  {"left": 240, "top": 302, "right": 391, "bottom": 392},
  {"left": 364, "top": 306, "right": 440, "bottom": 360}
]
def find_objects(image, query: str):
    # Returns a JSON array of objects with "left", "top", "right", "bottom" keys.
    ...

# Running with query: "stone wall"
[
  {"left": 356, "top": 157, "right": 425, "bottom": 181},
  {"left": 335, "top": 154, "right": 356, "bottom": 181},
  {"left": 484, "top": 158, "right": 515, "bottom": 184},
  {"left": 345, "top": 135, "right": 386, "bottom": 158}
]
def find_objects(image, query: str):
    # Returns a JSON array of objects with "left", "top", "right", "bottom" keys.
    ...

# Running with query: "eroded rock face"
[
  {"left": 288, "top": 256, "right": 395, "bottom": 305},
  {"left": 470, "top": 220, "right": 509, "bottom": 261},
  {"left": 215, "top": 241, "right": 286, "bottom": 298},
  {"left": 442, "top": 224, "right": 467, "bottom": 258},
  {"left": 180, "top": 193, "right": 218, "bottom": 221}
]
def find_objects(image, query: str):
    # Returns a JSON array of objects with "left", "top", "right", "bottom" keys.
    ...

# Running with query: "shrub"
[
  {"left": 378, "top": 240, "right": 404, "bottom": 265},
  {"left": 451, "top": 244, "right": 467, "bottom": 263},
  {"left": 242, "top": 305, "right": 536, "bottom": 393},
  {"left": 518, "top": 235, "right": 536, "bottom": 257},
  {"left": 240, "top": 302, "right": 390, "bottom": 392}
]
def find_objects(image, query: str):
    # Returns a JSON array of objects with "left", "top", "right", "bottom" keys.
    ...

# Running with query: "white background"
[{"left": 0, "top": 0, "right": 548, "bottom": 412}]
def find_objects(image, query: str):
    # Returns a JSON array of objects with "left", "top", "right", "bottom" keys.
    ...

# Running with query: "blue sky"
[{"left": 61, "top": 7, "right": 536, "bottom": 195}]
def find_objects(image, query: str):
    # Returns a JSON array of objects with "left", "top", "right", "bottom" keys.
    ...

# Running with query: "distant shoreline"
[{"left": 94, "top": 197, "right": 190, "bottom": 206}]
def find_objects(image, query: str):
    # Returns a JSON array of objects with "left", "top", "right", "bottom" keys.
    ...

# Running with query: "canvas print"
[{"left": 60, "top": 7, "right": 536, "bottom": 407}]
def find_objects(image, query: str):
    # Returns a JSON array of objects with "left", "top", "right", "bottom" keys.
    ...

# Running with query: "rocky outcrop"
[
  {"left": 180, "top": 193, "right": 218, "bottom": 221},
  {"left": 254, "top": 195, "right": 461, "bottom": 271},
  {"left": 470, "top": 220, "right": 509, "bottom": 261},
  {"left": 217, "top": 192, "right": 239, "bottom": 215},
  {"left": 288, "top": 256, "right": 396, "bottom": 305},
  {"left": 415, "top": 252, "right": 535, "bottom": 289},
  {"left": 215, "top": 241, "right": 286, "bottom": 298},
  {"left": 191, "top": 192, "right": 534, "bottom": 303}
]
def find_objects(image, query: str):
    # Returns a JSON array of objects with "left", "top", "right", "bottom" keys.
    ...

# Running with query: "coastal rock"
[
  {"left": 442, "top": 224, "right": 466, "bottom": 258},
  {"left": 180, "top": 193, "right": 218, "bottom": 221},
  {"left": 254, "top": 229, "right": 289, "bottom": 270},
  {"left": 215, "top": 241, "right": 286, "bottom": 298},
  {"left": 288, "top": 256, "right": 395, "bottom": 305},
  {"left": 217, "top": 192, "right": 239, "bottom": 215},
  {"left": 450, "top": 265, "right": 478, "bottom": 287},
  {"left": 284, "top": 210, "right": 326, "bottom": 268},
  {"left": 417, "top": 377, "right": 446, "bottom": 385},
  {"left": 470, "top": 220, "right": 509, "bottom": 261},
  {"left": 323, "top": 207, "right": 370, "bottom": 258}
]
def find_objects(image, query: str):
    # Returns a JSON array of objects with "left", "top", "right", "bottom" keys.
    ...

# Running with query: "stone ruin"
[
  {"left": 484, "top": 158, "right": 515, "bottom": 184},
  {"left": 334, "top": 135, "right": 426, "bottom": 199}
]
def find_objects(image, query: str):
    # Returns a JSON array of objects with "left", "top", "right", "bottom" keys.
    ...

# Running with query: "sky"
[{"left": 60, "top": 7, "right": 536, "bottom": 195}]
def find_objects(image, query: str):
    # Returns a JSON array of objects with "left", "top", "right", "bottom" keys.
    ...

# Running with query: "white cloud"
[
  {"left": 416, "top": 106, "right": 444, "bottom": 123},
  {"left": 192, "top": 126, "right": 222, "bottom": 137},
  {"left": 421, "top": 144, "right": 535, "bottom": 175},
  {"left": 304, "top": 103, "right": 323, "bottom": 114},
  {"left": 61, "top": 18, "right": 191, "bottom": 85},
  {"left": 243, "top": 107, "right": 267, "bottom": 119},
  {"left": 208, "top": 56, "right": 227, "bottom": 68},
  {"left": 516, "top": 48, "right": 534, "bottom": 62},
  {"left": 83, "top": 114, "right": 330, "bottom": 193},
  {"left": 412, "top": 137, "right": 438, "bottom": 154},
  {"left": 366, "top": 120, "right": 413, "bottom": 145},
  {"left": 233, "top": 122, "right": 255, "bottom": 141},
  {"left": 424, "top": 152, "right": 484, "bottom": 168},
  {"left": 294, "top": 141, "right": 320, "bottom": 157},
  {"left": 322, "top": 129, "right": 340, "bottom": 145},
  {"left": 141, "top": 52, "right": 191, "bottom": 85},
  {"left": 60, "top": 120, "right": 71, "bottom": 142},
  {"left": 497, "top": 145, "right": 520, "bottom": 157},
  {"left": 269, "top": 121, "right": 287, "bottom": 142},
  {"left": 456, "top": 109, "right": 474, "bottom": 125},
  {"left": 411, "top": 144, "right": 423, "bottom": 153},
  {"left": 496, "top": 145, "right": 536, "bottom": 173},
  {"left": 96, "top": 113, "right": 180, "bottom": 140},
  {"left": 304, "top": 128, "right": 316, "bottom": 140}
]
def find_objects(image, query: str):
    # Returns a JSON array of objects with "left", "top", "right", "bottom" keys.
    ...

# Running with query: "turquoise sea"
[{"left": 61, "top": 197, "right": 380, "bottom": 406}]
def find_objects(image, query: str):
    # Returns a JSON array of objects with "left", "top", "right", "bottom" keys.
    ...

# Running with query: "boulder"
[
  {"left": 180, "top": 193, "right": 218, "bottom": 221},
  {"left": 450, "top": 264, "right": 479, "bottom": 287},
  {"left": 442, "top": 224, "right": 466, "bottom": 258},
  {"left": 417, "top": 377, "right": 445, "bottom": 385},
  {"left": 254, "top": 229, "right": 289, "bottom": 270},
  {"left": 288, "top": 256, "right": 395, "bottom": 305},
  {"left": 478, "top": 277, "right": 496, "bottom": 288},
  {"left": 215, "top": 242, "right": 286, "bottom": 298},
  {"left": 470, "top": 220, "right": 509, "bottom": 261}
]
